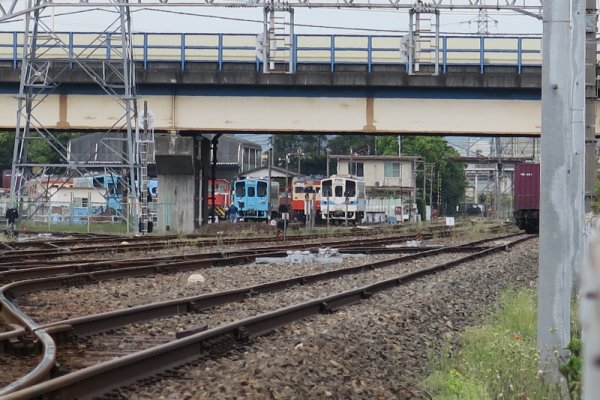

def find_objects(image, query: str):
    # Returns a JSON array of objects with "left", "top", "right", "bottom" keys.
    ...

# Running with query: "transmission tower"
[
  {"left": 9, "top": 1, "right": 141, "bottom": 230},
  {"left": 477, "top": 8, "right": 490, "bottom": 35}
]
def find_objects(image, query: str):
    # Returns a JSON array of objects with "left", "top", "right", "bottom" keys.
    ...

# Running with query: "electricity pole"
[{"left": 538, "top": 0, "right": 585, "bottom": 381}]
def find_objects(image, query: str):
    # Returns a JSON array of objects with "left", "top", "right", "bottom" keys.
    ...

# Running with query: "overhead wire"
[
  {"left": 140, "top": 8, "right": 409, "bottom": 33},
  {"left": 0, "top": 5, "right": 542, "bottom": 36}
]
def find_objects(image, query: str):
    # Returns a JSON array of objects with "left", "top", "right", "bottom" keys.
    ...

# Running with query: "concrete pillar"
[
  {"left": 538, "top": 0, "right": 585, "bottom": 381},
  {"left": 155, "top": 134, "right": 196, "bottom": 234}
]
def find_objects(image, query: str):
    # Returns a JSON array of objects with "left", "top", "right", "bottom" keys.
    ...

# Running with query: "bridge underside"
[{"left": 0, "top": 86, "right": 593, "bottom": 136}]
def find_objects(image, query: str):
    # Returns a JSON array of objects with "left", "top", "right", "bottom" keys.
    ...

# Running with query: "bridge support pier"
[
  {"left": 155, "top": 134, "right": 215, "bottom": 234},
  {"left": 155, "top": 135, "right": 196, "bottom": 234}
]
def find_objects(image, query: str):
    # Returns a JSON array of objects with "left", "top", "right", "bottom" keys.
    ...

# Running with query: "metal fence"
[
  {"left": 0, "top": 31, "right": 545, "bottom": 73},
  {"left": 0, "top": 197, "right": 174, "bottom": 234}
]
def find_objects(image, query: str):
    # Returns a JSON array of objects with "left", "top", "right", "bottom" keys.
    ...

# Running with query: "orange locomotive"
[
  {"left": 291, "top": 176, "right": 323, "bottom": 221},
  {"left": 208, "top": 179, "right": 231, "bottom": 220}
]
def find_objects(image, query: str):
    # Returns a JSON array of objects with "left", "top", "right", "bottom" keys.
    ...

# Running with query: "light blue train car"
[{"left": 233, "top": 178, "right": 280, "bottom": 221}]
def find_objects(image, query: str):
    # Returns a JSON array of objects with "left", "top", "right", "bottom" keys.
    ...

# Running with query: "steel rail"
[
  {"left": 0, "top": 239, "right": 503, "bottom": 348},
  {"left": 0, "top": 291, "right": 56, "bottom": 396},
  {"left": 0, "top": 232, "right": 449, "bottom": 281},
  {"left": 0, "top": 230, "right": 454, "bottom": 276},
  {"left": 5, "top": 223, "right": 454, "bottom": 252},
  {"left": 0, "top": 226, "right": 456, "bottom": 264},
  {"left": 1, "top": 234, "right": 534, "bottom": 400},
  {"left": 0, "top": 231, "right": 452, "bottom": 296},
  {"left": 0, "top": 222, "right": 504, "bottom": 259},
  {"left": 0, "top": 226, "right": 512, "bottom": 395},
  {"left": 0, "top": 233, "right": 515, "bottom": 395},
  {"left": 0, "top": 225, "right": 452, "bottom": 262},
  {"left": 37, "top": 234, "right": 517, "bottom": 340}
]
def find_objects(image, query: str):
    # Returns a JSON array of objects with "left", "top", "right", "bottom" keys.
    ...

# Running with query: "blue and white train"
[
  {"left": 320, "top": 175, "right": 366, "bottom": 224},
  {"left": 233, "top": 178, "right": 280, "bottom": 221}
]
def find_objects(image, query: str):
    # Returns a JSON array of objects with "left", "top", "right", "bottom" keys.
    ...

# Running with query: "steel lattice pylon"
[{"left": 9, "top": 0, "right": 141, "bottom": 230}]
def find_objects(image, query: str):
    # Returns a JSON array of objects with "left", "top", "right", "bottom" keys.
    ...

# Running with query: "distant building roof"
[
  {"left": 331, "top": 155, "right": 421, "bottom": 161},
  {"left": 239, "top": 166, "right": 301, "bottom": 179}
]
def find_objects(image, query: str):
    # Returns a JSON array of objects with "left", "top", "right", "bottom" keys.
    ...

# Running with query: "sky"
[{"left": 0, "top": 6, "right": 543, "bottom": 36}]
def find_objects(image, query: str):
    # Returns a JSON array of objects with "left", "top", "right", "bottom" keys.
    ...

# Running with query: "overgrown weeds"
[{"left": 422, "top": 287, "right": 564, "bottom": 400}]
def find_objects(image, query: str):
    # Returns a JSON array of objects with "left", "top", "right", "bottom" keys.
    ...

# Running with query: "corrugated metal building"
[{"left": 67, "top": 133, "right": 262, "bottom": 181}]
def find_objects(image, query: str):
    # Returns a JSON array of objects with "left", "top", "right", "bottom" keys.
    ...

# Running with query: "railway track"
[
  {"left": 0, "top": 231, "right": 529, "bottom": 398},
  {"left": 0, "top": 222, "right": 506, "bottom": 263},
  {"left": 0, "top": 232, "right": 485, "bottom": 284},
  {"left": 0, "top": 229, "right": 418, "bottom": 264}
]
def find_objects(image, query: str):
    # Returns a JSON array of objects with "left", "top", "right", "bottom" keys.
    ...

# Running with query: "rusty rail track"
[
  {"left": 1, "top": 234, "right": 533, "bottom": 399},
  {"left": 0, "top": 230, "right": 447, "bottom": 271},
  {"left": 0, "top": 232, "right": 522, "bottom": 398},
  {"left": 0, "top": 230, "right": 423, "bottom": 264},
  {"left": 0, "top": 223, "right": 506, "bottom": 264}
]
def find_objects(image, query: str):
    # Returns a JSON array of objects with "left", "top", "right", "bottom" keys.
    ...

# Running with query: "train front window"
[
  {"left": 257, "top": 181, "right": 267, "bottom": 197},
  {"left": 235, "top": 182, "right": 245, "bottom": 197},
  {"left": 335, "top": 186, "right": 343, "bottom": 197},
  {"left": 345, "top": 181, "right": 356, "bottom": 197},
  {"left": 248, "top": 186, "right": 256, "bottom": 197},
  {"left": 294, "top": 186, "right": 304, "bottom": 194},
  {"left": 321, "top": 180, "right": 332, "bottom": 197}
]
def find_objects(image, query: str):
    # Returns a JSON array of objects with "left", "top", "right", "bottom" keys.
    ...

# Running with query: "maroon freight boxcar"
[
  {"left": 2, "top": 170, "right": 11, "bottom": 189},
  {"left": 513, "top": 163, "right": 540, "bottom": 233}
]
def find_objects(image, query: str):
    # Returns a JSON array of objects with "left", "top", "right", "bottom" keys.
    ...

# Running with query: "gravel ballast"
[{"left": 117, "top": 239, "right": 539, "bottom": 400}]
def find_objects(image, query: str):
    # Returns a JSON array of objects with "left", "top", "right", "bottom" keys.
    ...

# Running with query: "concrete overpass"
[{"left": 0, "top": 32, "right": 563, "bottom": 136}]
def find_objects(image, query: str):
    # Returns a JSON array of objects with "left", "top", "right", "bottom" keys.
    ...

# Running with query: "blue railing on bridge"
[{"left": 0, "top": 32, "right": 544, "bottom": 74}]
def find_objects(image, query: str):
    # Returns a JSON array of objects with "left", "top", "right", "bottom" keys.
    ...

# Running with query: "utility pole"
[
  {"left": 268, "top": 136, "right": 273, "bottom": 221},
  {"left": 539, "top": 0, "right": 585, "bottom": 382},
  {"left": 495, "top": 137, "right": 502, "bottom": 219}
]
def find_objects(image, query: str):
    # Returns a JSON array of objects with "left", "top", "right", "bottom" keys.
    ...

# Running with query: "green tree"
[
  {"left": 326, "top": 135, "right": 376, "bottom": 156},
  {"left": 376, "top": 136, "right": 400, "bottom": 156},
  {"left": 0, "top": 131, "right": 78, "bottom": 173},
  {"left": 0, "top": 131, "right": 15, "bottom": 171},
  {"left": 272, "top": 134, "right": 327, "bottom": 172},
  {"left": 398, "top": 136, "right": 466, "bottom": 216}
]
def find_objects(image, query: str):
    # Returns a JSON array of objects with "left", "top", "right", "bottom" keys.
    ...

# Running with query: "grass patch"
[
  {"left": 21, "top": 222, "right": 130, "bottom": 235},
  {"left": 422, "top": 287, "right": 562, "bottom": 400}
]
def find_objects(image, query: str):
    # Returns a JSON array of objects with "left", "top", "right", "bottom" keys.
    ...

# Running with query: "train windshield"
[
  {"left": 235, "top": 181, "right": 245, "bottom": 197},
  {"left": 248, "top": 186, "right": 256, "bottom": 197},
  {"left": 257, "top": 181, "right": 267, "bottom": 197},
  {"left": 345, "top": 181, "right": 356, "bottom": 197},
  {"left": 294, "top": 186, "right": 304, "bottom": 194},
  {"left": 321, "top": 180, "right": 332, "bottom": 197},
  {"left": 335, "top": 185, "right": 343, "bottom": 197}
]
